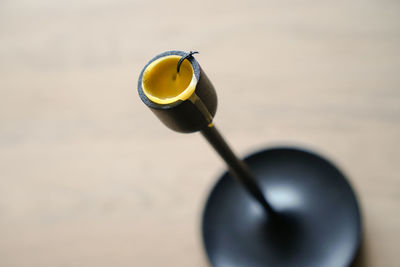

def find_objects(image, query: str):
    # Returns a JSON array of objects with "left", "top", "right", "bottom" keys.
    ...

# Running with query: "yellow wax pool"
[{"left": 142, "top": 55, "right": 197, "bottom": 105}]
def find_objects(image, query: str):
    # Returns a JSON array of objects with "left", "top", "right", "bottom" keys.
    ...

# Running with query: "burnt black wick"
[{"left": 177, "top": 51, "right": 199, "bottom": 73}]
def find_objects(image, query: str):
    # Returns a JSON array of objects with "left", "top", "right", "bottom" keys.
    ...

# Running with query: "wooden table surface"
[{"left": 0, "top": 0, "right": 399, "bottom": 266}]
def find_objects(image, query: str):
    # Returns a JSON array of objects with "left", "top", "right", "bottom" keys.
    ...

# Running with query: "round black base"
[{"left": 202, "top": 147, "right": 362, "bottom": 267}]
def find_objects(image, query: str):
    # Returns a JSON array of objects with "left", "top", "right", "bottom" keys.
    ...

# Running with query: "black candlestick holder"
[{"left": 138, "top": 50, "right": 362, "bottom": 267}]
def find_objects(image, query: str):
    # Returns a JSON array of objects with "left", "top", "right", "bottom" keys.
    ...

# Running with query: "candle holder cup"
[{"left": 138, "top": 50, "right": 362, "bottom": 267}]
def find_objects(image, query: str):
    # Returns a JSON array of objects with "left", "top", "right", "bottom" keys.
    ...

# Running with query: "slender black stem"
[{"left": 201, "top": 125, "right": 275, "bottom": 215}]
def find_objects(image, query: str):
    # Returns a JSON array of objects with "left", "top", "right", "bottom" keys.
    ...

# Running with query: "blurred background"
[{"left": 0, "top": 0, "right": 399, "bottom": 266}]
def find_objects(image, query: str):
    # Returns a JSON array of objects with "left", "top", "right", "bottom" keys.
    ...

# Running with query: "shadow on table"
[{"left": 351, "top": 233, "right": 368, "bottom": 267}]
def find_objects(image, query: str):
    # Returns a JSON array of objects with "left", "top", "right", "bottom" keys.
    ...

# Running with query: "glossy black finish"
[{"left": 202, "top": 147, "right": 362, "bottom": 267}]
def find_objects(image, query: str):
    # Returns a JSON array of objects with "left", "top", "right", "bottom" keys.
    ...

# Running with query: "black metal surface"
[{"left": 202, "top": 147, "right": 362, "bottom": 267}]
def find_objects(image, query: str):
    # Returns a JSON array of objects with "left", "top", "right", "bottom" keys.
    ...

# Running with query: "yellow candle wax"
[{"left": 142, "top": 55, "right": 197, "bottom": 105}]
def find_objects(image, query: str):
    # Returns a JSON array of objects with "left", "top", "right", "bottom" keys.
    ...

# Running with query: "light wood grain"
[{"left": 0, "top": 0, "right": 399, "bottom": 266}]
